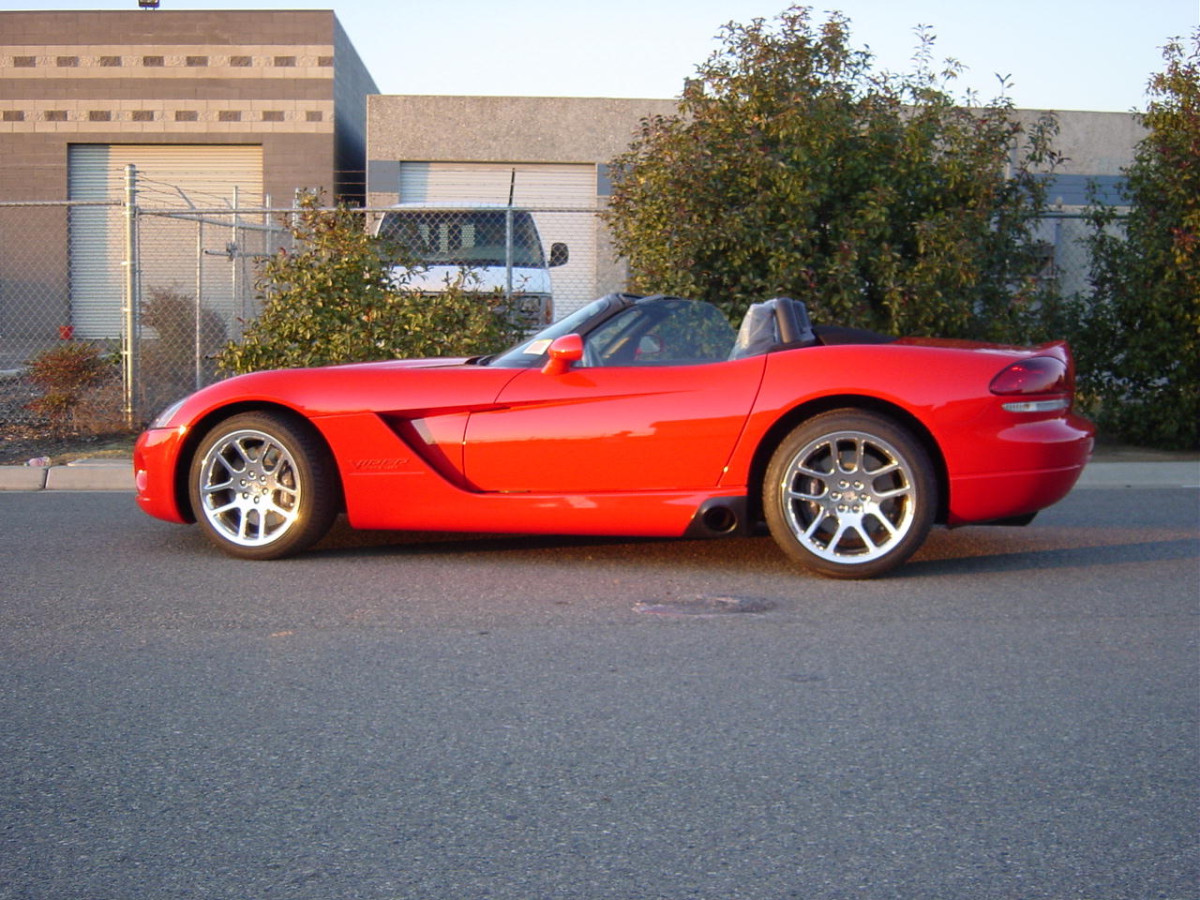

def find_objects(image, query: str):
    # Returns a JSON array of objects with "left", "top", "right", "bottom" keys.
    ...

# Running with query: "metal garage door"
[
  {"left": 67, "top": 144, "right": 263, "bottom": 338},
  {"left": 397, "top": 162, "right": 598, "bottom": 317}
]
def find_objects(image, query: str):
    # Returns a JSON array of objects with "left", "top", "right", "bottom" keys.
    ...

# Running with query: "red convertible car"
[{"left": 134, "top": 294, "right": 1093, "bottom": 578}]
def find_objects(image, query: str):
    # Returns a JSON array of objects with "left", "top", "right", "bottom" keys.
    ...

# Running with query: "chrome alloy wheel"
[
  {"left": 778, "top": 430, "right": 916, "bottom": 565},
  {"left": 195, "top": 427, "right": 302, "bottom": 549},
  {"left": 764, "top": 411, "right": 935, "bottom": 577}
]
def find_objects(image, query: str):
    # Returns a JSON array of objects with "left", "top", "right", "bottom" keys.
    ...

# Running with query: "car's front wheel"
[
  {"left": 188, "top": 411, "right": 339, "bottom": 560},
  {"left": 764, "top": 410, "right": 936, "bottom": 578}
]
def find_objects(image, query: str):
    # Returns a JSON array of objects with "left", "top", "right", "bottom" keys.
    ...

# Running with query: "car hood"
[
  {"left": 327, "top": 356, "right": 476, "bottom": 372},
  {"left": 154, "top": 354, "right": 516, "bottom": 431}
]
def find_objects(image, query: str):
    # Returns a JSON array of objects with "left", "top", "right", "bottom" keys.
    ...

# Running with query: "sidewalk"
[{"left": 0, "top": 457, "right": 1197, "bottom": 492}]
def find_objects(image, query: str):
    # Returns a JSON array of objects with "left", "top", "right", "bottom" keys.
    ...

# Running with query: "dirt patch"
[{"left": 0, "top": 423, "right": 137, "bottom": 466}]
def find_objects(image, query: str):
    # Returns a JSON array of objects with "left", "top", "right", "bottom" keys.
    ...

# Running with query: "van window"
[{"left": 378, "top": 210, "right": 546, "bottom": 268}]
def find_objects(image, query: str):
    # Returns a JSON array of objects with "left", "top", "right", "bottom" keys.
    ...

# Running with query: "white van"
[{"left": 375, "top": 203, "right": 569, "bottom": 327}]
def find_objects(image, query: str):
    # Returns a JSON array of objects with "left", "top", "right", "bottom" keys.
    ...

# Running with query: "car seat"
[{"left": 729, "top": 297, "right": 816, "bottom": 359}]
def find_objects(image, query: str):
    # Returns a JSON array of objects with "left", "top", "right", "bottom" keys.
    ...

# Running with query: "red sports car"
[{"left": 134, "top": 294, "right": 1094, "bottom": 578}]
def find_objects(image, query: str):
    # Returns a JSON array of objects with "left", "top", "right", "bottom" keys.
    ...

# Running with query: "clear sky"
[{"left": 3, "top": 0, "right": 1196, "bottom": 112}]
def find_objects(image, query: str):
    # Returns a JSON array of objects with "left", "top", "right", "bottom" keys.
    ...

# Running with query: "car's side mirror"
[
  {"left": 541, "top": 333, "right": 583, "bottom": 376},
  {"left": 549, "top": 242, "right": 569, "bottom": 268}
]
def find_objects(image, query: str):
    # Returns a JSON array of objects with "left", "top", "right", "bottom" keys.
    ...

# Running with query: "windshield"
[
  {"left": 378, "top": 209, "right": 546, "bottom": 268},
  {"left": 484, "top": 295, "right": 624, "bottom": 367},
  {"left": 481, "top": 293, "right": 737, "bottom": 369},
  {"left": 581, "top": 296, "right": 736, "bottom": 365}
]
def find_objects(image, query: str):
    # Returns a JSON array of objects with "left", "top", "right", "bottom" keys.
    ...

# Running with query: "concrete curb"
[
  {"left": 0, "top": 466, "right": 49, "bottom": 491},
  {"left": 0, "top": 459, "right": 135, "bottom": 492},
  {"left": 1075, "top": 461, "right": 1200, "bottom": 489},
  {"left": 1, "top": 458, "right": 1198, "bottom": 493}
]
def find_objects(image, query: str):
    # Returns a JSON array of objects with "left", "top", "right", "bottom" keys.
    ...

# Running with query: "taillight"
[
  {"left": 991, "top": 357, "right": 1071, "bottom": 412},
  {"left": 991, "top": 357, "right": 1068, "bottom": 394}
]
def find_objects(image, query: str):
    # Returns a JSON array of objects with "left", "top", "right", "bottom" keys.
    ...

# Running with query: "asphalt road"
[{"left": 1, "top": 487, "right": 1196, "bottom": 900}]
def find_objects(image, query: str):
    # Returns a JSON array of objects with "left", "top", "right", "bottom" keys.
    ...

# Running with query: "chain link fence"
[
  {"left": 1, "top": 185, "right": 622, "bottom": 437},
  {"left": 1034, "top": 212, "right": 1107, "bottom": 298},
  {"left": 1, "top": 177, "right": 1106, "bottom": 441}
]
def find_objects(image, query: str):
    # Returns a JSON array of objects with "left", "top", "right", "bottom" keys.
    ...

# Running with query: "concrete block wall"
[{"left": 0, "top": 9, "right": 378, "bottom": 203}]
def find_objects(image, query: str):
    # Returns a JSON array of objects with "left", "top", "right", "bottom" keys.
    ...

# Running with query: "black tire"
[
  {"left": 187, "top": 411, "right": 339, "bottom": 560},
  {"left": 763, "top": 410, "right": 936, "bottom": 578}
]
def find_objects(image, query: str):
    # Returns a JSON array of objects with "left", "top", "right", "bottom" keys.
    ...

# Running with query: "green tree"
[
  {"left": 219, "top": 193, "right": 521, "bottom": 374},
  {"left": 605, "top": 5, "right": 1061, "bottom": 340},
  {"left": 1075, "top": 30, "right": 1199, "bottom": 449}
]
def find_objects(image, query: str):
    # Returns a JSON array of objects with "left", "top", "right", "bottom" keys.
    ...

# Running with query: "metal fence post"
[
  {"left": 122, "top": 163, "right": 141, "bottom": 429},
  {"left": 195, "top": 217, "right": 205, "bottom": 391},
  {"left": 232, "top": 186, "right": 242, "bottom": 345},
  {"left": 505, "top": 169, "right": 515, "bottom": 301}
]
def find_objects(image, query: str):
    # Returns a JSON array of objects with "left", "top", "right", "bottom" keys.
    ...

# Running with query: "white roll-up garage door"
[
  {"left": 68, "top": 144, "right": 264, "bottom": 338},
  {"left": 397, "top": 162, "right": 597, "bottom": 317}
]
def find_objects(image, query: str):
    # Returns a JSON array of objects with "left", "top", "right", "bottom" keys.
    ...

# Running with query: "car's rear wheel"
[
  {"left": 188, "top": 411, "right": 338, "bottom": 560},
  {"left": 764, "top": 410, "right": 936, "bottom": 578}
]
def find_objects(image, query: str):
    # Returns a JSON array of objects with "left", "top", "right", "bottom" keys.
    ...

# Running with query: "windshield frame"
[
  {"left": 482, "top": 293, "right": 639, "bottom": 368},
  {"left": 481, "top": 293, "right": 737, "bottom": 369}
]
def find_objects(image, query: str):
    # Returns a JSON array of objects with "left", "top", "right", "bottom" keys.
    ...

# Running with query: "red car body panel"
[
  {"left": 133, "top": 302, "right": 1093, "bottom": 545},
  {"left": 723, "top": 340, "right": 1092, "bottom": 524},
  {"left": 464, "top": 356, "right": 767, "bottom": 493}
]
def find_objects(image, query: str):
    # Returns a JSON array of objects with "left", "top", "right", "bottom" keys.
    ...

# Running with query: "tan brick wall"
[
  {"left": 0, "top": 99, "right": 334, "bottom": 135},
  {"left": 0, "top": 10, "right": 375, "bottom": 201},
  {"left": 0, "top": 10, "right": 339, "bottom": 46}
]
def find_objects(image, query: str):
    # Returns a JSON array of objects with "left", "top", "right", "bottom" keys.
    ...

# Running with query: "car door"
[
  {"left": 462, "top": 357, "right": 767, "bottom": 493},
  {"left": 463, "top": 298, "right": 766, "bottom": 494}
]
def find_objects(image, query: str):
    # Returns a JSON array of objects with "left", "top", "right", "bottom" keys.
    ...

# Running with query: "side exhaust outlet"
[{"left": 685, "top": 498, "right": 747, "bottom": 538}]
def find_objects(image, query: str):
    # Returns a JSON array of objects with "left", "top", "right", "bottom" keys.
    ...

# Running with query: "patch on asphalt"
[{"left": 633, "top": 595, "right": 777, "bottom": 616}]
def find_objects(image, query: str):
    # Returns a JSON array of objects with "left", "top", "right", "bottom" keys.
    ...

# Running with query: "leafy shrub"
[
  {"left": 218, "top": 193, "right": 522, "bottom": 375},
  {"left": 25, "top": 341, "right": 118, "bottom": 434},
  {"left": 604, "top": 6, "right": 1062, "bottom": 342},
  {"left": 141, "top": 285, "right": 228, "bottom": 358},
  {"left": 1069, "top": 30, "right": 1199, "bottom": 449},
  {"left": 139, "top": 285, "right": 227, "bottom": 412}
]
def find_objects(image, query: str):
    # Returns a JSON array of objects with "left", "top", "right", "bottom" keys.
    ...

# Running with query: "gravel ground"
[
  {"left": 0, "top": 371, "right": 134, "bottom": 465},
  {"left": 0, "top": 422, "right": 137, "bottom": 466}
]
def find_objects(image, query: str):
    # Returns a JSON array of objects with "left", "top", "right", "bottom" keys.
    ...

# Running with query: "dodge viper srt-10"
[{"left": 134, "top": 294, "right": 1094, "bottom": 578}]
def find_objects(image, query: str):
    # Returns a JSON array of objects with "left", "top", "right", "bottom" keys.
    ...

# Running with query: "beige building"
[
  {"left": 366, "top": 96, "right": 1144, "bottom": 313},
  {"left": 366, "top": 95, "right": 680, "bottom": 314}
]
